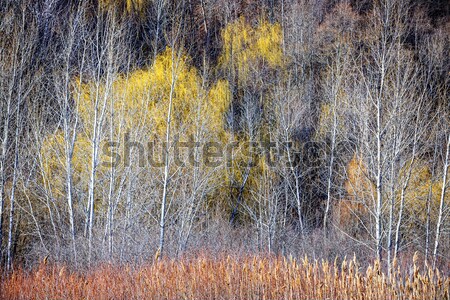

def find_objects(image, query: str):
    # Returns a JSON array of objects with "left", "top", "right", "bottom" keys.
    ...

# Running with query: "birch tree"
[{"left": 433, "top": 112, "right": 450, "bottom": 269}]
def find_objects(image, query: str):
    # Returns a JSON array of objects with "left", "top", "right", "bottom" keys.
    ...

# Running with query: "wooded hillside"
[{"left": 0, "top": 0, "right": 449, "bottom": 272}]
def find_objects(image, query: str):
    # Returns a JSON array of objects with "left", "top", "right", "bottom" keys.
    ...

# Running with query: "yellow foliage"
[
  {"left": 335, "top": 154, "right": 374, "bottom": 235},
  {"left": 316, "top": 103, "right": 332, "bottom": 138},
  {"left": 99, "top": 0, "right": 148, "bottom": 15},
  {"left": 402, "top": 163, "right": 449, "bottom": 227},
  {"left": 337, "top": 156, "right": 449, "bottom": 239},
  {"left": 75, "top": 48, "right": 229, "bottom": 138},
  {"left": 220, "top": 17, "right": 283, "bottom": 81},
  {"left": 42, "top": 47, "right": 230, "bottom": 203},
  {"left": 210, "top": 139, "right": 277, "bottom": 215},
  {"left": 207, "top": 80, "right": 230, "bottom": 135},
  {"left": 216, "top": 17, "right": 284, "bottom": 212},
  {"left": 345, "top": 154, "right": 375, "bottom": 201},
  {"left": 41, "top": 131, "right": 96, "bottom": 198},
  {"left": 254, "top": 21, "right": 283, "bottom": 67}
]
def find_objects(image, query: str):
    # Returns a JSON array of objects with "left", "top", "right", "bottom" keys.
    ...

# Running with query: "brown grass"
[{"left": 1, "top": 253, "right": 448, "bottom": 300}]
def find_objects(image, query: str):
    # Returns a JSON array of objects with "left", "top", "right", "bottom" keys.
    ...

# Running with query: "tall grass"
[{"left": 1, "top": 253, "right": 448, "bottom": 300}]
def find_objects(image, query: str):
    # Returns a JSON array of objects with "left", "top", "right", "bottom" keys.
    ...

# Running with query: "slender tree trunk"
[
  {"left": 286, "top": 146, "right": 304, "bottom": 237},
  {"left": 386, "top": 154, "right": 396, "bottom": 272},
  {"left": 87, "top": 51, "right": 111, "bottom": 267},
  {"left": 433, "top": 133, "right": 450, "bottom": 269},
  {"left": 375, "top": 64, "right": 384, "bottom": 262},
  {"left": 159, "top": 48, "right": 179, "bottom": 257},
  {"left": 323, "top": 119, "right": 336, "bottom": 237},
  {"left": 425, "top": 143, "right": 438, "bottom": 263},
  {"left": 392, "top": 106, "right": 420, "bottom": 263},
  {"left": 63, "top": 44, "right": 83, "bottom": 266},
  {"left": 0, "top": 98, "right": 11, "bottom": 256},
  {"left": 6, "top": 102, "right": 20, "bottom": 271},
  {"left": 394, "top": 149, "right": 417, "bottom": 257},
  {"left": 323, "top": 50, "right": 344, "bottom": 237},
  {"left": 0, "top": 56, "right": 14, "bottom": 259}
]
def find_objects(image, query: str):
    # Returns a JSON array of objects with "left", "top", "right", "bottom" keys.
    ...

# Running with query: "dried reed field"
[{"left": 1, "top": 254, "right": 449, "bottom": 300}]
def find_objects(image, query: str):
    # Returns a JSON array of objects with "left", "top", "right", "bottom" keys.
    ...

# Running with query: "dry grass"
[{"left": 1, "top": 253, "right": 448, "bottom": 300}]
